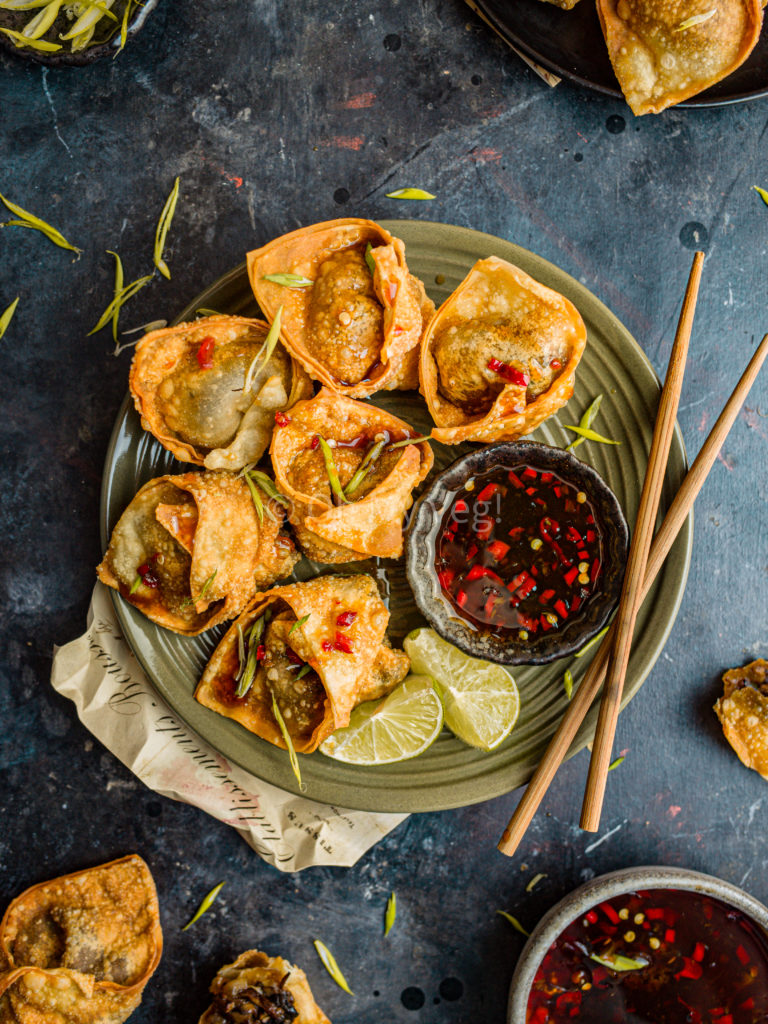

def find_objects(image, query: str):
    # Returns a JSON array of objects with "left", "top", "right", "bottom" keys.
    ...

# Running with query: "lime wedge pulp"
[
  {"left": 403, "top": 628, "right": 520, "bottom": 752},
  {"left": 319, "top": 674, "right": 444, "bottom": 765}
]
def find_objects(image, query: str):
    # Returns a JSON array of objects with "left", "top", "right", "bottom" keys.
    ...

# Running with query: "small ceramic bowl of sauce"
[
  {"left": 405, "top": 441, "right": 629, "bottom": 665},
  {"left": 507, "top": 866, "right": 768, "bottom": 1024}
]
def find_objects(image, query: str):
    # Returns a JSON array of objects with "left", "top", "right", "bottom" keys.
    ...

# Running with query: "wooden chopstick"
[
  {"left": 579, "top": 251, "right": 704, "bottom": 831},
  {"left": 498, "top": 329, "right": 768, "bottom": 856}
]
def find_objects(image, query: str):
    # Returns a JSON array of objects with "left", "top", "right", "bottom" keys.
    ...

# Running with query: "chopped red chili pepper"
[
  {"left": 336, "top": 611, "right": 357, "bottom": 628},
  {"left": 539, "top": 588, "right": 556, "bottom": 604},
  {"left": 286, "top": 648, "right": 302, "bottom": 665},
  {"left": 741, "top": 997, "right": 755, "bottom": 1010},
  {"left": 554, "top": 599, "right": 568, "bottom": 619},
  {"left": 487, "top": 540, "right": 510, "bottom": 561},
  {"left": 437, "top": 569, "right": 455, "bottom": 590},
  {"left": 255, "top": 644, "right": 266, "bottom": 661},
  {"left": 507, "top": 527, "right": 524, "bottom": 540},
  {"left": 466, "top": 565, "right": 503, "bottom": 583},
  {"left": 585, "top": 910, "right": 599, "bottom": 924},
  {"left": 475, "top": 516, "right": 494, "bottom": 541},
  {"left": 564, "top": 566, "right": 579, "bottom": 587},
  {"left": 274, "top": 411, "right": 291, "bottom": 427},
  {"left": 646, "top": 908, "right": 666, "bottom": 920},
  {"left": 665, "top": 928, "right": 676, "bottom": 943},
  {"left": 333, "top": 632, "right": 353, "bottom": 653},
  {"left": 310, "top": 435, "right": 320, "bottom": 450},
  {"left": 456, "top": 589, "right": 468, "bottom": 608},
  {"left": 508, "top": 471, "right": 525, "bottom": 489},
  {"left": 676, "top": 957, "right": 703, "bottom": 980},
  {"left": 600, "top": 902, "right": 620, "bottom": 924},
  {"left": 454, "top": 499, "right": 468, "bottom": 514},
  {"left": 196, "top": 336, "right": 215, "bottom": 369},
  {"left": 487, "top": 356, "right": 529, "bottom": 387},
  {"left": 321, "top": 640, "right": 333, "bottom": 653},
  {"left": 477, "top": 482, "right": 500, "bottom": 502},
  {"left": 525, "top": 486, "right": 536, "bottom": 496},
  {"left": 550, "top": 358, "right": 562, "bottom": 370},
  {"left": 736, "top": 944, "right": 750, "bottom": 965},
  {"left": 692, "top": 941, "right": 706, "bottom": 962}
]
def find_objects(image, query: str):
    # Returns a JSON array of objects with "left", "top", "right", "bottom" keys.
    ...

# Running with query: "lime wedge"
[
  {"left": 403, "top": 628, "right": 520, "bottom": 751},
  {"left": 319, "top": 675, "right": 444, "bottom": 765}
]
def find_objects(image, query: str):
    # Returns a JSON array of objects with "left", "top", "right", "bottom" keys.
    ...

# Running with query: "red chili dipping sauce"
[
  {"left": 434, "top": 463, "right": 603, "bottom": 641},
  {"left": 527, "top": 888, "right": 768, "bottom": 1024}
]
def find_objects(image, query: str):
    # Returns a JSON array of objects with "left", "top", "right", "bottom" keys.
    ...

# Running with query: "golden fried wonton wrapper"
[
  {"left": 129, "top": 315, "right": 313, "bottom": 470},
  {"left": 420, "top": 256, "right": 586, "bottom": 445},
  {"left": 0, "top": 855, "right": 161, "bottom": 1024},
  {"left": 198, "top": 949, "right": 330, "bottom": 1024},
  {"left": 270, "top": 388, "right": 433, "bottom": 562},
  {"left": 597, "top": 0, "right": 763, "bottom": 115},
  {"left": 196, "top": 575, "right": 410, "bottom": 753},
  {"left": 98, "top": 471, "right": 298, "bottom": 635},
  {"left": 247, "top": 218, "right": 434, "bottom": 398},
  {"left": 714, "top": 659, "right": 768, "bottom": 779},
  {"left": 538, "top": 0, "right": 581, "bottom": 8}
]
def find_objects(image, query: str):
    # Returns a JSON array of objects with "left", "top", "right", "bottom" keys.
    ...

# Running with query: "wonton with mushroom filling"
[
  {"left": 198, "top": 950, "right": 330, "bottom": 1024},
  {"left": 714, "top": 658, "right": 768, "bottom": 780},
  {"left": 195, "top": 575, "right": 410, "bottom": 754},
  {"left": 269, "top": 388, "right": 433, "bottom": 562},
  {"left": 247, "top": 218, "right": 434, "bottom": 398},
  {"left": 97, "top": 471, "right": 298, "bottom": 636},
  {"left": 0, "top": 855, "right": 162, "bottom": 1024},
  {"left": 129, "top": 315, "right": 312, "bottom": 470},
  {"left": 597, "top": 0, "right": 763, "bottom": 115},
  {"left": 420, "top": 256, "right": 586, "bottom": 445}
]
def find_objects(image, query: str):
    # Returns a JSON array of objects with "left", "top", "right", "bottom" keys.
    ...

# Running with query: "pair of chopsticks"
[{"left": 499, "top": 251, "right": 768, "bottom": 855}]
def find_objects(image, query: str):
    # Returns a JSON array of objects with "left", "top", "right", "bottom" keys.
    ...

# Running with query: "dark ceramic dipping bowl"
[{"left": 405, "top": 441, "right": 629, "bottom": 665}]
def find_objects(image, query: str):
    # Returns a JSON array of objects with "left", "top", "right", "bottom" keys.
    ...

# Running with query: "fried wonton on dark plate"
[
  {"left": 0, "top": 855, "right": 162, "bottom": 1024},
  {"left": 198, "top": 949, "right": 330, "bottom": 1024},
  {"left": 714, "top": 658, "right": 768, "bottom": 779},
  {"left": 129, "top": 315, "right": 313, "bottom": 470},
  {"left": 597, "top": 0, "right": 764, "bottom": 114},
  {"left": 196, "top": 575, "right": 410, "bottom": 754},
  {"left": 269, "top": 388, "right": 433, "bottom": 563},
  {"left": 247, "top": 218, "right": 434, "bottom": 398},
  {"left": 98, "top": 471, "right": 298, "bottom": 635},
  {"left": 420, "top": 256, "right": 587, "bottom": 445}
]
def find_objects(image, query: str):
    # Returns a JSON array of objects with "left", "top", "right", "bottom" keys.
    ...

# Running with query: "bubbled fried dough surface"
[
  {"left": 715, "top": 659, "right": 768, "bottom": 779},
  {"left": 307, "top": 247, "right": 384, "bottom": 385}
]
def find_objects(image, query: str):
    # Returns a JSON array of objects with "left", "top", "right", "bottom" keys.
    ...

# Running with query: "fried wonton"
[
  {"left": 247, "top": 219, "right": 434, "bottom": 398},
  {"left": 0, "top": 855, "right": 162, "bottom": 1024},
  {"left": 714, "top": 658, "right": 768, "bottom": 779},
  {"left": 269, "top": 388, "right": 433, "bottom": 562},
  {"left": 420, "top": 256, "right": 586, "bottom": 445},
  {"left": 196, "top": 574, "right": 410, "bottom": 753},
  {"left": 538, "top": 0, "right": 581, "bottom": 7},
  {"left": 98, "top": 471, "right": 298, "bottom": 635},
  {"left": 198, "top": 950, "right": 331, "bottom": 1024},
  {"left": 129, "top": 315, "right": 313, "bottom": 470},
  {"left": 597, "top": 0, "right": 763, "bottom": 115}
]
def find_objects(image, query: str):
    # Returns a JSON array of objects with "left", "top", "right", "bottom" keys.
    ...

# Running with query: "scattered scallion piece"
[
  {"left": 753, "top": 185, "right": 768, "bottom": 208},
  {"left": 573, "top": 625, "right": 610, "bottom": 659},
  {"left": 0, "top": 297, "right": 19, "bottom": 340},
  {"left": 497, "top": 911, "right": 530, "bottom": 937},
  {"left": 590, "top": 953, "right": 648, "bottom": 972},
  {"left": 246, "top": 469, "right": 289, "bottom": 508},
  {"left": 385, "top": 187, "right": 436, "bottom": 200},
  {"left": 386, "top": 434, "right": 429, "bottom": 450},
  {"left": 343, "top": 437, "right": 386, "bottom": 498},
  {"left": 562, "top": 423, "right": 620, "bottom": 446},
  {"left": 289, "top": 614, "right": 310, "bottom": 636},
  {"left": 195, "top": 307, "right": 223, "bottom": 317},
  {"left": 674, "top": 9, "right": 716, "bottom": 31},
  {"left": 0, "top": 26, "right": 61, "bottom": 49},
  {"left": 129, "top": 575, "right": 141, "bottom": 595},
  {"left": 295, "top": 664, "right": 312, "bottom": 680},
  {"left": 235, "top": 617, "right": 263, "bottom": 699},
  {"left": 181, "top": 881, "right": 225, "bottom": 931},
  {"left": 608, "top": 754, "right": 625, "bottom": 772},
  {"left": 114, "top": 0, "right": 133, "bottom": 55},
  {"left": 384, "top": 892, "right": 396, "bottom": 936},
  {"left": 0, "top": 192, "right": 80, "bottom": 253},
  {"left": 365, "top": 242, "right": 376, "bottom": 276},
  {"left": 121, "top": 319, "right": 168, "bottom": 336},
  {"left": 318, "top": 436, "right": 348, "bottom": 505},
  {"left": 271, "top": 691, "right": 302, "bottom": 787},
  {"left": 23, "top": 0, "right": 62, "bottom": 40},
  {"left": 243, "top": 471, "right": 265, "bottom": 523},
  {"left": 88, "top": 273, "right": 153, "bottom": 337},
  {"left": 564, "top": 669, "right": 574, "bottom": 701},
  {"left": 180, "top": 568, "right": 218, "bottom": 608},
  {"left": 59, "top": 0, "right": 117, "bottom": 39},
  {"left": 262, "top": 272, "right": 314, "bottom": 288},
  {"left": 525, "top": 873, "right": 546, "bottom": 893},
  {"left": 106, "top": 250, "right": 123, "bottom": 344},
  {"left": 566, "top": 394, "right": 603, "bottom": 452},
  {"left": 244, "top": 307, "right": 283, "bottom": 394},
  {"left": 153, "top": 176, "right": 180, "bottom": 280},
  {"left": 313, "top": 940, "right": 353, "bottom": 994},
  {"left": 236, "top": 623, "right": 246, "bottom": 676}
]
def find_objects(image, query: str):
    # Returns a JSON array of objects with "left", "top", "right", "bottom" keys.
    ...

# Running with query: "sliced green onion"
[
  {"left": 563, "top": 424, "right": 620, "bottom": 446},
  {"left": 129, "top": 575, "right": 141, "bottom": 595},
  {"left": 566, "top": 394, "right": 603, "bottom": 452},
  {"left": 385, "top": 187, "right": 436, "bottom": 200},
  {"left": 195, "top": 307, "right": 223, "bottom": 317},
  {"left": 0, "top": 192, "right": 80, "bottom": 252},
  {"left": 121, "top": 319, "right": 168, "bottom": 336},
  {"left": 180, "top": 568, "right": 218, "bottom": 608},
  {"left": 244, "top": 306, "right": 283, "bottom": 393},
  {"left": 365, "top": 242, "right": 376, "bottom": 276},
  {"left": 236, "top": 623, "right": 246, "bottom": 676},
  {"left": 564, "top": 669, "right": 574, "bottom": 701},
  {"left": 313, "top": 940, "right": 353, "bottom": 994},
  {"left": 271, "top": 691, "right": 302, "bottom": 788},
  {"left": 59, "top": 0, "right": 116, "bottom": 40},
  {"left": 182, "top": 881, "right": 225, "bottom": 931},
  {"left": 525, "top": 873, "right": 546, "bottom": 893},
  {"left": 573, "top": 625, "right": 610, "bottom": 659},
  {"left": 590, "top": 953, "right": 648, "bottom": 972},
  {"left": 106, "top": 250, "right": 124, "bottom": 344},
  {"left": 344, "top": 437, "right": 386, "bottom": 498},
  {"left": 318, "top": 436, "right": 348, "bottom": 505},
  {"left": 0, "top": 297, "right": 20, "bottom": 340},
  {"left": 386, "top": 434, "right": 429, "bottom": 450},
  {"left": 675, "top": 9, "right": 716, "bottom": 31},
  {"left": 243, "top": 471, "right": 265, "bottom": 523},
  {"left": 288, "top": 614, "right": 310, "bottom": 636},
  {"left": 88, "top": 273, "right": 153, "bottom": 336},
  {"left": 295, "top": 664, "right": 312, "bottom": 681},
  {"left": 0, "top": 26, "right": 61, "bottom": 49},
  {"left": 608, "top": 754, "right": 625, "bottom": 772},
  {"left": 497, "top": 911, "right": 530, "bottom": 937},
  {"left": 262, "top": 272, "right": 314, "bottom": 288},
  {"left": 246, "top": 469, "right": 289, "bottom": 508},
  {"left": 0, "top": 2, "right": 53, "bottom": 10},
  {"left": 153, "top": 176, "right": 180, "bottom": 280},
  {"left": 115, "top": 0, "right": 132, "bottom": 54},
  {"left": 23, "top": 0, "right": 62, "bottom": 40},
  {"left": 235, "top": 614, "right": 266, "bottom": 698},
  {"left": 754, "top": 185, "right": 768, "bottom": 208},
  {"left": 384, "top": 892, "right": 396, "bottom": 936}
]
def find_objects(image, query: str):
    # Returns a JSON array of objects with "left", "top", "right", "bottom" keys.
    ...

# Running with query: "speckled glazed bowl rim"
[
  {"left": 405, "top": 441, "right": 629, "bottom": 665},
  {"left": 507, "top": 865, "right": 768, "bottom": 1023}
]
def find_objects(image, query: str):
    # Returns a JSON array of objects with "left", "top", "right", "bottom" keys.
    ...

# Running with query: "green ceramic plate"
[{"left": 100, "top": 220, "right": 692, "bottom": 813}]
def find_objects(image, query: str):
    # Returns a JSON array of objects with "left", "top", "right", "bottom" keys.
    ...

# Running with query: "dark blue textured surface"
[{"left": 2, "top": 3, "right": 768, "bottom": 1022}]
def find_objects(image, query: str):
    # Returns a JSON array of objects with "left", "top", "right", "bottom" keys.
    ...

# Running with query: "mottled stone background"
[{"left": 2, "top": 2, "right": 768, "bottom": 1021}]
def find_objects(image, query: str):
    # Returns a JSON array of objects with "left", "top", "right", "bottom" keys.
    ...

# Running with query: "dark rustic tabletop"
[{"left": 2, "top": 2, "right": 768, "bottom": 1022}]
